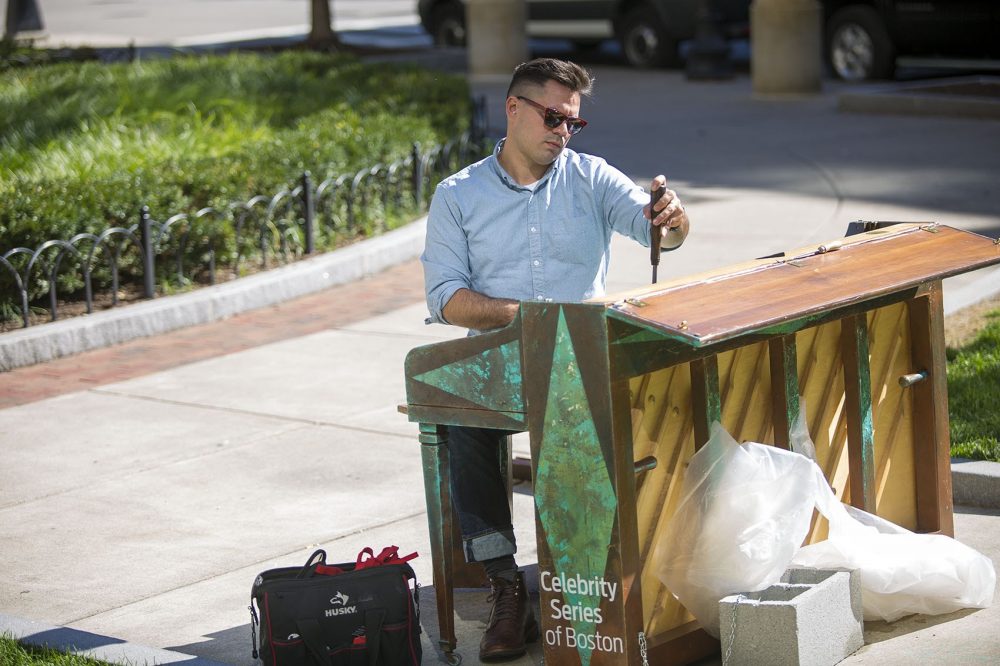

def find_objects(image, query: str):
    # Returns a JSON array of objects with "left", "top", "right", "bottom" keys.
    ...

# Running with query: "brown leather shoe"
[{"left": 479, "top": 571, "right": 539, "bottom": 661}]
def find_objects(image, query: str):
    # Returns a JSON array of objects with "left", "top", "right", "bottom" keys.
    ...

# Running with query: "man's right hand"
[
  {"left": 644, "top": 175, "right": 689, "bottom": 250},
  {"left": 442, "top": 288, "right": 520, "bottom": 330}
]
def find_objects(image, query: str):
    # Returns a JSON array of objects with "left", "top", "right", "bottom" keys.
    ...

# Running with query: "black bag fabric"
[{"left": 250, "top": 546, "right": 421, "bottom": 666}]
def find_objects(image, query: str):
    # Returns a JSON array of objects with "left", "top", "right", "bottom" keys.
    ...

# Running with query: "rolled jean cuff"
[{"left": 464, "top": 528, "right": 517, "bottom": 563}]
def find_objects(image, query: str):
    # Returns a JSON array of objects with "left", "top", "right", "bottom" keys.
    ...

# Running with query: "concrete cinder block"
[{"left": 719, "top": 568, "right": 863, "bottom": 666}]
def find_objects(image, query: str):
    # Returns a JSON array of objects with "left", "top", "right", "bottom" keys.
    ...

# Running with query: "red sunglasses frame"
[{"left": 515, "top": 96, "right": 588, "bottom": 135}]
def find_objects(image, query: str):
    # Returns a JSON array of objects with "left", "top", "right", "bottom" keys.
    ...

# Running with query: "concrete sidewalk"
[
  {"left": 1, "top": 228, "right": 997, "bottom": 666},
  {"left": 3, "top": 21, "right": 1000, "bottom": 666}
]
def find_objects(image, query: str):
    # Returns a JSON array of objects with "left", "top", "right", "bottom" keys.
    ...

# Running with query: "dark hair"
[{"left": 507, "top": 58, "right": 594, "bottom": 98}]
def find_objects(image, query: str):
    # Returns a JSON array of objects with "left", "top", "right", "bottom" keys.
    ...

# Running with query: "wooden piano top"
[
  {"left": 405, "top": 223, "right": 999, "bottom": 426},
  {"left": 604, "top": 224, "right": 1000, "bottom": 346}
]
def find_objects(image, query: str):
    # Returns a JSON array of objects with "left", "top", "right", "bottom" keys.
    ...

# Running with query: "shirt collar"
[{"left": 490, "top": 138, "right": 565, "bottom": 191}]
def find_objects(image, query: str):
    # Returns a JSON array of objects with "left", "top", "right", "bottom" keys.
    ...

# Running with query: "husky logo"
[{"left": 326, "top": 591, "right": 358, "bottom": 617}]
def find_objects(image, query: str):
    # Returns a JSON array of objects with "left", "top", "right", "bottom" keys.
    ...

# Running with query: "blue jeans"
[{"left": 448, "top": 425, "right": 518, "bottom": 563}]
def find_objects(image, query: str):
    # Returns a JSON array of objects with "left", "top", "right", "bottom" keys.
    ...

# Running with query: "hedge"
[{"left": 0, "top": 51, "right": 472, "bottom": 322}]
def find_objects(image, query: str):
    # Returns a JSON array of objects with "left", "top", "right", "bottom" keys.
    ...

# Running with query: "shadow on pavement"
[
  {"left": 863, "top": 607, "right": 979, "bottom": 645},
  {"left": 21, "top": 626, "right": 127, "bottom": 651},
  {"left": 169, "top": 624, "right": 255, "bottom": 666}
]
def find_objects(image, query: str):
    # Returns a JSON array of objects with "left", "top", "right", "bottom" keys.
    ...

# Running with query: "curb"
[
  {"left": 837, "top": 75, "right": 1000, "bottom": 120},
  {"left": 0, "top": 218, "right": 427, "bottom": 372},
  {"left": 952, "top": 458, "right": 1000, "bottom": 510},
  {"left": 0, "top": 613, "right": 230, "bottom": 666}
]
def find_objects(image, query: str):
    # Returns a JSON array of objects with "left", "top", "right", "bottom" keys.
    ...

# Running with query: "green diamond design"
[
  {"left": 413, "top": 340, "right": 523, "bottom": 412},
  {"left": 536, "top": 308, "right": 617, "bottom": 666}
]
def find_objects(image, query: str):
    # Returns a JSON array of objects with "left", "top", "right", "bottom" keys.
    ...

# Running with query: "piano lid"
[{"left": 606, "top": 224, "right": 1000, "bottom": 347}]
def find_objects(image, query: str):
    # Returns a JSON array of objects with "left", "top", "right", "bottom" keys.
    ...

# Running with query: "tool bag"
[{"left": 250, "top": 546, "right": 421, "bottom": 665}]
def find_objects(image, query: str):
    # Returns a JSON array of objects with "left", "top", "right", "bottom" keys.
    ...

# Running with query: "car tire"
[
  {"left": 826, "top": 6, "right": 895, "bottom": 81},
  {"left": 619, "top": 7, "right": 679, "bottom": 68},
  {"left": 429, "top": 2, "right": 466, "bottom": 47}
]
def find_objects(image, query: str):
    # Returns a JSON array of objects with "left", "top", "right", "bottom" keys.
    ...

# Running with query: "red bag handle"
[
  {"left": 314, "top": 546, "right": 417, "bottom": 577},
  {"left": 356, "top": 545, "right": 418, "bottom": 570}
]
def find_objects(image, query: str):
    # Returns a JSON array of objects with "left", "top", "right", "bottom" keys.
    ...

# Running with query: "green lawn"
[
  {"left": 948, "top": 308, "right": 1000, "bottom": 462},
  {"left": 0, "top": 635, "right": 112, "bottom": 666}
]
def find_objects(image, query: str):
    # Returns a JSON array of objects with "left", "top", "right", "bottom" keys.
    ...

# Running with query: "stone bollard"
[
  {"left": 466, "top": 0, "right": 529, "bottom": 83},
  {"left": 750, "top": 0, "right": 823, "bottom": 95},
  {"left": 4, "top": 0, "right": 44, "bottom": 38}
]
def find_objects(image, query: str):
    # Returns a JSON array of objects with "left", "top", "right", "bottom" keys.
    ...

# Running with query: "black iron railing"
[{"left": 1, "top": 99, "right": 489, "bottom": 329}]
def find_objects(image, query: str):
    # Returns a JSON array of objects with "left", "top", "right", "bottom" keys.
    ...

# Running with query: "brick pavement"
[{"left": 0, "top": 260, "right": 426, "bottom": 409}]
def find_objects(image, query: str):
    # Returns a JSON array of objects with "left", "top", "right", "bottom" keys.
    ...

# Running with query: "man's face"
[{"left": 506, "top": 80, "right": 582, "bottom": 171}]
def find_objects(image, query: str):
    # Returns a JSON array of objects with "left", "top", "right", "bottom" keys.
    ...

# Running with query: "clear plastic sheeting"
[
  {"left": 655, "top": 421, "right": 996, "bottom": 636},
  {"left": 654, "top": 422, "right": 825, "bottom": 637},
  {"left": 793, "top": 487, "right": 996, "bottom": 622}
]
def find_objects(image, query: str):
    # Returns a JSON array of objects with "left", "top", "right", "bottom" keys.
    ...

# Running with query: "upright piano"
[{"left": 403, "top": 223, "right": 1000, "bottom": 665}]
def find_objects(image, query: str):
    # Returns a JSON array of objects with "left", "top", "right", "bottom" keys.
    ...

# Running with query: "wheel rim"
[
  {"left": 831, "top": 23, "right": 874, "bottom": 81},
  {"left": 624, "top": 25, "right": 659, "bottom": 66}
]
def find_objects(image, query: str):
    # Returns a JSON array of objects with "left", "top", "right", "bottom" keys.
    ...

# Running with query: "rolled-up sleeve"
[{"left": 421, "top": 182, "right": 471, "bottom": 324}]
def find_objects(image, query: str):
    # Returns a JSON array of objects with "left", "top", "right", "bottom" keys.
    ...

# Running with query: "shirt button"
[{"left": 533, "top": 260, "right": 540, "bottom": 266}]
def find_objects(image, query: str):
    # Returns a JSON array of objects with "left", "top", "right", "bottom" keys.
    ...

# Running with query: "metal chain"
[
  {"left": 638, "top": 630, "right": 649, "bottom": 666},
  {"left": 248, "top": 603, "right": 259, "bottom": 659},
  {"left": 722, "top": 594, "right": 744, "bottom": 666}
]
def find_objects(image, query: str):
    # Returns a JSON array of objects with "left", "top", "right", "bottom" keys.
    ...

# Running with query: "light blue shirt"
[{"left": 422, "top": 140, "right": 653, "bottom": 329}]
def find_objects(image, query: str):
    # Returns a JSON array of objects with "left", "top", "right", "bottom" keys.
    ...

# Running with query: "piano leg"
[
  {"left": 419, "top": 422, "right": 459, "bottom": 661},
  {"left": 418, "top": 425, "right": 517, "bottom": 662}
]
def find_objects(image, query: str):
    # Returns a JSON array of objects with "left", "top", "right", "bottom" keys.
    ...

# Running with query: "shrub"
[{"left": 0, "top": 51, "right": 472, "bottom": 322}]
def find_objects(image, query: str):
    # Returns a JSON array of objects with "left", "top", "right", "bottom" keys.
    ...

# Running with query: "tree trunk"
[{"left": 307, "top": 0, "right": 341, "bottom": 49}]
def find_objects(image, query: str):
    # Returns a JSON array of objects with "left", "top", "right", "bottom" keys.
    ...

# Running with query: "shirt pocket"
[{"left": 547, "top": 207, "right": 603, "bottom": 268}]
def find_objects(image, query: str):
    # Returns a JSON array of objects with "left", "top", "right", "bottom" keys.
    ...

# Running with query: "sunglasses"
[{"left": 515, "top": 96, "right": 588, "bottom": 135}]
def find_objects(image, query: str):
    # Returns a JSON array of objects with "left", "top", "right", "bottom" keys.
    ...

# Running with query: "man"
[{"left": 421, "top": 58, "right": 689, "bottom": 661}]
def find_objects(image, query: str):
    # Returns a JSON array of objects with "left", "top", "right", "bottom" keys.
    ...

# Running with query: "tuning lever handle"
[{"left": 650, "top": 184, "right": 665, "bottom": 283}]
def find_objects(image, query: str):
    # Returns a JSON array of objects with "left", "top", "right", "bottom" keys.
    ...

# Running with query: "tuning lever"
[{"left": 650, "top": 184, "right": 665, "bottom": 283}]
